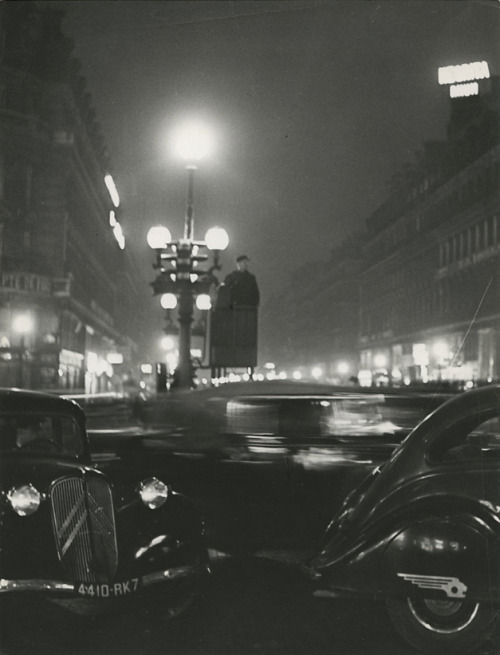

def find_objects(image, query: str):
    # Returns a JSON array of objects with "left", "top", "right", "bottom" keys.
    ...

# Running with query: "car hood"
[{"left": 0, "top": 453, "right": 101, "bottom": 494}]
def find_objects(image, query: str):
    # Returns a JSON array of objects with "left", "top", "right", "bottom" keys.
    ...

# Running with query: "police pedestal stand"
[{"left": 209, "top": 304, "right": 258, "bottom": 378}]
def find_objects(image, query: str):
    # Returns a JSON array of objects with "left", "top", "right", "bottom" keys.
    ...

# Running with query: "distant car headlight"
[
  {"left": 7, "top": 484, "right": 42, "bottom": 516},
  {"left": 139, "top": 477, "right": 169, "bottom": 509}
]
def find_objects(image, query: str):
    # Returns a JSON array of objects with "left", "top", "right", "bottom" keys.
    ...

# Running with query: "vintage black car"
[
  {"left": 0, "top": 388, "right": 209, "bottom": 618},
  {"left": 304, "top": 384, "right": 500, "bottom": 653}
]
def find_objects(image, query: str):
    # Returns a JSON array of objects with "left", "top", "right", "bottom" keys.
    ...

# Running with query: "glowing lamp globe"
[
  {"left": 161, "top": 293, "right": 177, "bottom": 310},
  {"left": 147, "top": 225, "right": 171, "bottom": 250},
  {"left": 196, "top": 294, "right": 212, "bottom": 311},
  {"left": 173, "top": 122, "right": 214, "bottom": 162},
  {"left": 161, "top": 336, "right": 175, "bottom": 351},
  {"left": 205, "top": 227, "right": 229, "bottom": 251}
]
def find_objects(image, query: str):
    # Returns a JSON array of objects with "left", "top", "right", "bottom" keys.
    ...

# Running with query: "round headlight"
[
  {"left": 7, "top": 484, "right": 42, "bottom": 516},
  {"left": 139, "top": 477, "right": 169, "bottom": 509}
]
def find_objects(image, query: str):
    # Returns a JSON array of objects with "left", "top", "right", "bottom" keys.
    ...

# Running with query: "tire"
[{"left": 386, "top": 596, "right": 498, "bottom": 654}]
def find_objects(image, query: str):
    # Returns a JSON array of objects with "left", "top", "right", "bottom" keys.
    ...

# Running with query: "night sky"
[{"left": 61, "top": 0, "right": 500, "bottom": 307}]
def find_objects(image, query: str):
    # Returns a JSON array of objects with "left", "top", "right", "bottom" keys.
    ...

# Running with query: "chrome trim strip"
[
  {"left": 0, "top": 564, "right": 210, "bottom": 595},
  {"left": 142, "top": 563, "right": 211, "bottom": 586},
  {"left": 407, "top": 597, "right": 480, "bottom": 634},
  {"left": 61, "top": 509, "right": 88, "bottom": 557},
  {"left": 0, "top": 579, "right": 74, "bottom": 593}
]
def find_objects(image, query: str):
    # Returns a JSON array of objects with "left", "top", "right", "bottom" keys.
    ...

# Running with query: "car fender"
[
  {"left": 114, "top": 490, "right": 206, "bottom": 573},
  {"left": 116, "top": 489, "right": 204, "bottom": 537},
  {"left": 381, "top": 514, "right": 500, "bottom": 602}
]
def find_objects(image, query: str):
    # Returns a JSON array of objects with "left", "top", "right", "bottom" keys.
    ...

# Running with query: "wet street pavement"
[
  {"left": 2, "top": 535, "right": 499, "bottom": 655},
  {"left": 2, "top": 555, "right": 422, "bottom": 655}
]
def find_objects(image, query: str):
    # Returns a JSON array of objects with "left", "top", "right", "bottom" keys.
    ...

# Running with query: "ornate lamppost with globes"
[{"left": 147, "top": 123, "right": 229, "bottom": 390}]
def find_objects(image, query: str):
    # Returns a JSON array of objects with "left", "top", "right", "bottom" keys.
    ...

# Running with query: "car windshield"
[{"left": 0, "top": 413, "right": 84, "bottom": 456}]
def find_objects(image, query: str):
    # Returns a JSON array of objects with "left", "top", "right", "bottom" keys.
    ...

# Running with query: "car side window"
[
  {"left": 0, "top": 418, "right": 18, "bottom": 449},
  {"left": 441, "top": 416, "right": 500, "bottom": 462},
  {"left": 0, "top": 414, "right": 83, "bottom": 456},
  {"left": 324, "top": 397, "right": 401, "bottom": 437},
  {"left": 226, "top": 399, "right": 279, "bottom": 435},
  {"left": 13, "top": 417, "right": 51, "bottom": 449},
  {"left": 278, "top": 400, "right": 325, "bottom": 438},
  {"left": 226, "top": 398, "right": 329, "bottom": 438},
  {"left": 59, "top": 417, "right": 84, "bottom": 456}
]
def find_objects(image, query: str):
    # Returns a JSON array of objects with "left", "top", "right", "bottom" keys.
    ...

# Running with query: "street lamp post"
[
  {"left": 147, "top": 123, "right": 229, "bottom": 390},
  {"left": 12, "top": 312, "right": 33, "bottom": 389}
]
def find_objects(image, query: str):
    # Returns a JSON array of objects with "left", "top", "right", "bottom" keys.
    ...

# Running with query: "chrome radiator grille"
[{"left": 50, "top": 476, "right": 118, "bottom": 583}]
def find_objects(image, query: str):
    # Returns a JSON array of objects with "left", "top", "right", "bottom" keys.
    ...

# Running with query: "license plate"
[{"left": 76, "top": 578, "right": 141, "bottom": 598}]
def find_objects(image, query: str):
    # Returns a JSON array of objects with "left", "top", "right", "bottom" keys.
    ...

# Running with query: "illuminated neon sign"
[
  {"left": 104, "top": 174, "right": 120, "bottom": 207},
  {"left": 450, "top": 83, "right": 479, "bottom": 98},
  {"left": 438, "top": 61, "right": 490, "bottom": 98},
  {"left": 438, "top": 61, "right": 490, "bottom": 85}
]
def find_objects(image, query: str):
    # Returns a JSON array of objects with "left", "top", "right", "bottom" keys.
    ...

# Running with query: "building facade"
[
  {"left": 262, "top": 73, "right": 499, "bottom": 388},
  {"left": 359, "top": 78, "right": 500, "bottom": 386},
  {"left": 0, "top": 2, "right": 146, "bottom": 392}
]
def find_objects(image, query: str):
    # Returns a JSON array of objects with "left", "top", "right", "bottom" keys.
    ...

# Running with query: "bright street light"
[
  {"left": 148, "top": 122, "right": 229, "bottom": 390},
  {"left": 172, "top": 122, "right": 215, "bottom": 162},
  {"left": 205, "top": 227, "right": 229, "bottom": 252},
  {"left": 160, "top": 293, "right": 177, "bottom": 310},
  {"left": 196, "top": 294, "right": 212, "bottom": 311},
  {"left": 147, "top": 225, "right": 172, "bottom": 250},
  {"left": 13, "top": 312, "right": 33, "bottom": 389},
  {"left": 13, "top": 313, "right": 34, "bottom": 335},
  {"left": 161, "top": 336, "right": 176, "bottom": 351},
  {"left": 433, "top": 341, "right": 449, "bottom": 361},
  {"left": 311, "top": 366, "right": 323, "bottom": 379}
]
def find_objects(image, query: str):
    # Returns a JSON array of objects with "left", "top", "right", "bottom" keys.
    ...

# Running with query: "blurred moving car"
[
  {"left": 135, "top": 381, "right": 452, "bottom": 554},
  {"left": 0, "top": 388, "right": 209, "bottom": 618},
  {"left": 143, "top": 380, "right": 452, "bottom": 460},
  {"left": 219, "top": 387, "right": 447, "bottom": 466},
  {"left": 304, "top": 384, "right": 500, "bottom": 654}
]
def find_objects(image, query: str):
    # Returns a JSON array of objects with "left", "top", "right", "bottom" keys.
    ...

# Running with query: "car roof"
[
  {"left": 0, "top": 388, "right": 85, "bottom": 419},
  {"left": 165, "top": 380, "right": 455, "bottom": 401},
  {"left": 378, "top": 384, "right": 500, "bottom": 473},
  {"left": 414, "top": 383, "right": 500, "bottom": 443},
  {"left": 340, "top": 384, "right": 500, "bottom": 531}
]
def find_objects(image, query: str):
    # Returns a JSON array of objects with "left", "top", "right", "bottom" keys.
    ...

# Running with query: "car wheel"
[{"left": 386, "top": 596, "right": 498, "bottom": 654}]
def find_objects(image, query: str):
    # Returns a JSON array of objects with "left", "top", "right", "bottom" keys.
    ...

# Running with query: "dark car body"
[
  {"left": 117, "top": 381, "right": 452, "bottom": 555},
  {"left": 142, "top": 380, "right": 451, "bottom": 462},
  {"left": 304, "top": 384, "right": 500, "bottom": 653},
  {"left": 0, "top": 388, "right": 208, "bottom": 615}
]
